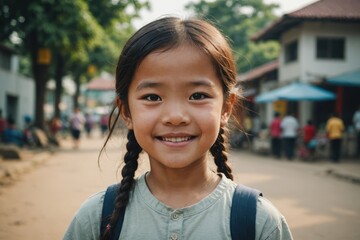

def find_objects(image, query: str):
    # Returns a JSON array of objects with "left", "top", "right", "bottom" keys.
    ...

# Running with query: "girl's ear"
[
  {"left": 221, "top": 93, "right": 235, "bottom": 127},
  {"left": 116, "top": 97, "right": 133, "bottom": 129}
]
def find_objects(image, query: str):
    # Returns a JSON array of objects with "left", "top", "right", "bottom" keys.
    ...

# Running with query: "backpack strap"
[
  {"left": 230, "top": 184, "right": 262, "bottom": 240},
  {"left": 100, "top": 183, "right": 125, "bottom": 240}
]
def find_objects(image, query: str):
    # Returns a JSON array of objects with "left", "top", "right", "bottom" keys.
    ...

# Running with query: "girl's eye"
[
  {"left": 190, "top": 93, "right": 208, "bottom": 100},
  {"left": 144, "top": 94, "right": 161, "bottom": 101}
]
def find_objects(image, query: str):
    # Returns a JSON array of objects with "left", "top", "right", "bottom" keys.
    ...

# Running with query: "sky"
[{"left": 134, "top": 0, "right": 318, "bottom": 28}]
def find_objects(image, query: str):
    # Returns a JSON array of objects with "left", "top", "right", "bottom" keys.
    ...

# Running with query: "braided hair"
[
  {"left": 100, "top": 130, "right": 142, "bottom": 240},
  {"left": 210, "top": 127, "right": 234, "bottom": 180}
]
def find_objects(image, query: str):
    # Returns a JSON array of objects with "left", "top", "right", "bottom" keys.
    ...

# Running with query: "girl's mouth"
[{"left": 160, "top": 136, "right": 193, "bottom": 143}]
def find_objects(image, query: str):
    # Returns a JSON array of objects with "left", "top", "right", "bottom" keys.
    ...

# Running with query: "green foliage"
[
  {"left": 0, "top": 0, "right": 149, "bottom": 77},
  {"left": 0, "top": 0, "right": 149, "bottom": 126},
  {"left": 69, "top": 0, "right": 149, "bottom": 79},
  {"left": 186, "top": 0, "right": 280, "bottom": 72}
]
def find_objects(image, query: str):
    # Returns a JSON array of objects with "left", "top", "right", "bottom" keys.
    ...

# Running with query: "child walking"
[{"left": 64, "top": 17, "right": 293, "bottom": 240}]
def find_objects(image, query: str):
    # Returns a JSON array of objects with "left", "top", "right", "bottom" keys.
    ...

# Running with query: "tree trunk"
[
  {"left": 54, "top": 53, "right": 64, "bottom": 118},
  {"left": 30, "top": 33, "right": 50, "bottom": 130}
]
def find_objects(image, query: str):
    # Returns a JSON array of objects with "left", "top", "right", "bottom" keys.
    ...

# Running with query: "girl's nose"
[{"left": 161, "top": 103, "right": 190, "bottom": 126}]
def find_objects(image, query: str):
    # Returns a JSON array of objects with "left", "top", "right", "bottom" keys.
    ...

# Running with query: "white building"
[
  {"left": 0, "top": 44, "right": 35, "bottom": 129},
  {"left": 251, "top": 0, "right": 360, "bottom": 127}
]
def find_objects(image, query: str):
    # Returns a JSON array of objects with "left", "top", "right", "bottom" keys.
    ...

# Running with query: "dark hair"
[{"left": 100, "top": 17, "right": 243, "bottom": 240}]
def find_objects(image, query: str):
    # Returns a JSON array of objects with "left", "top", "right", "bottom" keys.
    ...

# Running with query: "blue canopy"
[
  {"left": 327, "top": 69, "right": 360, "bottom": 87},
  {"left": 255, "top": 82, "right": 336, "bottom": 103}
]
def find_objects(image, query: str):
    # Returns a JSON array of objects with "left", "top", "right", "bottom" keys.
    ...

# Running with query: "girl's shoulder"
[
  {"left": 256, "top": 196, "right": 293, "bottom": 239},
  {"left": 76, "top": 190, "right": 105, "bottom": 216},
  {"left": 63, "top": 191, "right": 105, "bottom": 240}
]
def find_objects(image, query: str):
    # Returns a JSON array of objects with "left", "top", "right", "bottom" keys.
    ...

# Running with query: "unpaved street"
[{"left": 0, "top": 131, "right": 359, "bottom": 240}]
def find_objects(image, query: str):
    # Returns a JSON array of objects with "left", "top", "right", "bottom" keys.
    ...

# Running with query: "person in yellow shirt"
[{"left": 326, "top": 113, "right": 345, "bottom": 162}]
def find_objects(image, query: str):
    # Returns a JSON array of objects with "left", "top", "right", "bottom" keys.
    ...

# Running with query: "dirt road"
[{"left": 0, "top": 130, "right": 359, "bottom": 239}]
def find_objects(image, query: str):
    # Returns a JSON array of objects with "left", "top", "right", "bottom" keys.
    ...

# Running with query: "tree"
[
  {"left": 186, "top": 0, "right": 280, "bottom": 72},
  {"left": 0, "top": 0, "right": 102, "bottom": 129},
  {"left": 57, "top": 0, "right": 149, "bottom": 113},
  {"left": 0, "top": 0, "right": 149, "bottom": 128}
]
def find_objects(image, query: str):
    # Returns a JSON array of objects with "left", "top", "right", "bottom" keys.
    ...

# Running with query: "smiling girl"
[{"left": 64, "top": 17, "right": 292, "bottom": 240}]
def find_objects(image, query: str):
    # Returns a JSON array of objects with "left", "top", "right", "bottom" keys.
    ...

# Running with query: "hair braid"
[
  {"left": 210, "top": 127, "right": 234, "bottom": 180},
  {"left": 101, "top": 130, "right": 142, "bottom": 240}
]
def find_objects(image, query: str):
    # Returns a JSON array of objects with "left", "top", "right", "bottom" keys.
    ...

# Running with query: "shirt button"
[
  {"left": 172, "top": 213, "right": 179, "bottom": 220},
  {"left": 170, "top": 233, "right": 178, "bottom": 240}
]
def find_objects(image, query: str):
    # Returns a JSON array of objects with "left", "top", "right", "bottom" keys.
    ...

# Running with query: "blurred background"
[{"left": 1, "top": 1, "right": 360, "bottom": 239}]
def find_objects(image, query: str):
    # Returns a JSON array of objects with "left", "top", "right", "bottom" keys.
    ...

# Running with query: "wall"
[
  {"left": 300, "top": 22, "right": 360, "bottom": 82},
  {"left": 0, "top": 68, "right": 35, "bottom": 129},
  {"left": 279, "top": 26, "right": 302, "bottom": 83}
]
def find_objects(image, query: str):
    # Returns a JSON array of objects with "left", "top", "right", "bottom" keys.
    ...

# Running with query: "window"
[
  {"left": 316, "top": 37, "right": 345, "bottom": 59},
  {"left": 285, "top": 40, "right": 298, "bottom": 63}
]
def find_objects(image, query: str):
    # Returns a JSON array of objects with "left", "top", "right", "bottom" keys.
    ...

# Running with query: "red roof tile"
[
  {"left": 238, "top": 60, "right": 278, "bottom": 82},
  {"left": 253, "top": 0, "right": 360, "bottom": 41},
  {"left": 289, "top": 0, "right": 360, "bottom": 20}
]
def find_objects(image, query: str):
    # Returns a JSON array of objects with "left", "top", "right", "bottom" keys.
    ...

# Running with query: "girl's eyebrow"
[
  {"left": 136, "top": 79, "right": 214, "bottom": 91},
  {"left": 190, "top": 80, "right": 214, "bottom": 88},
  {"left": 136, "top": 81, "right": 161, "bottom": 91}
]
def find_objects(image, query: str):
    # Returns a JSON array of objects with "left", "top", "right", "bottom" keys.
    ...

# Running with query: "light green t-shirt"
[{"left": 63, "top": 174, "right": 293, "bottom": 240}]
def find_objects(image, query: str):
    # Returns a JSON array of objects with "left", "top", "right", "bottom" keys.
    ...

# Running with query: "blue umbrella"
[
  {"left": 255, "top": 82, "right": 336, "bottom": 103},
  {"left": 327, "top": 69, "right": 360, "bottom": 87}
]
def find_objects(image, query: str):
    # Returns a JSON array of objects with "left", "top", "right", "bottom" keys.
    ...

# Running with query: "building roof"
[
  {"left": 237, "top": 60, "right": 278, "bottom": 82},
  {"left": 86, "top": 76, "right": 115, "bottom": 91},
  {"left": 252, "top": 0, "right": 360, "bottom": 41}
]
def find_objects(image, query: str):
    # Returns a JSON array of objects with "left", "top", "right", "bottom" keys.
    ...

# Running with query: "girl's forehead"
[
  {"left": 138, "top": 44, "right": 214, "bottom": 71},
  {"left": 130, "top": 44, "right": 223, "bottom": 91},
  {"left": 147, "top": 43, "right": 208, "bottom": 60}
]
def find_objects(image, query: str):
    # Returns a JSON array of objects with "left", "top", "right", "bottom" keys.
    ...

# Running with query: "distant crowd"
[
  {"left": 231, "top": 106, "right": 360, "bottom": 163},
  {"left": 0, "top": 108, "right": 111, "bottom": 149}
]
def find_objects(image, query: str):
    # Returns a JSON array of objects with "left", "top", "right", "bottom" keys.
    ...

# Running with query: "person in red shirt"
[
  {"left": 302, "top": 120, "right": 316, "bottom": 160},
  {"left": 303, "top": 120, "right": 316, "bottom": 145},
  {"left": 270, "top": 112, "right": 282, "bottom": 158}
]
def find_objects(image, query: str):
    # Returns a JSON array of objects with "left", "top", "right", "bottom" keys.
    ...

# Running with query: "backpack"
[{"left": 101, "top": 183, "right": 262, "bottom": 240}]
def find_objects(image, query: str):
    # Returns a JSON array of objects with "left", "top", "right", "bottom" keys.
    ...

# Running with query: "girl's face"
[{"left": 123, "top": 43, "right": 232, "bottom": 172}]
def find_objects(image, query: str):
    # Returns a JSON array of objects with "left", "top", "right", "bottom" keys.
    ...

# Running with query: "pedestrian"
[
  {"left": 84, "top": 113, "right": 94, "bottom": 138},
  {"left": 63, "top": 17, "right": 293, "bottom": 240},
  {"left": 353, "top": 105, "right": 360, "bottom": 158},
  {"left": 270, "top": 112, "right": 282, "bottom": 158},
  {"left": 69, "top": 107, "right": 85, "bottom": 149},
  {"left": 100, "top": 114, "right": 109, "bottom": 137},
  {"left": 50, "top": 116, "right": 62, "bottom": 137},
  {"left": 2, "top": 117, "right": 23, "bottom": 146},
  {"left": 0, "top": 109, "right": 7, "bottom": 142},
  {"left": 326, "top": 112, "right": 345, "bottom": 163},
  {"left": 281, "top": 111, "right": 299, "bottom": 160},
  {"left": 302, "top": 120, "right": 316, "bottom": 160}
]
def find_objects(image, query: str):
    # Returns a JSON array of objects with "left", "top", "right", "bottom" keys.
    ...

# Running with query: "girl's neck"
[{"left": 145, "top": 169, "right": 220, "bottom": 209}]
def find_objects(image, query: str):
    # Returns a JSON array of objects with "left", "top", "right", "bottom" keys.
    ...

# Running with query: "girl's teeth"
[{"left": 163, "top": 137, "right": 190, "bottom": 142}]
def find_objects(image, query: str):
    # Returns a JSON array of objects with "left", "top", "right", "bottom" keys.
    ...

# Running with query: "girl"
[{"left": 64, "top": 17, "right": 293, "bottom": 240}]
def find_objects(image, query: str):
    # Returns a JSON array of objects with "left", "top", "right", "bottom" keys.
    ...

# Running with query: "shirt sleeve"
[
  {"left": 63, "top": 191, "right": 105, "bottom": 240},
  {"left": 255, "top": 197, "right": 293, "bottom": 240}
]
